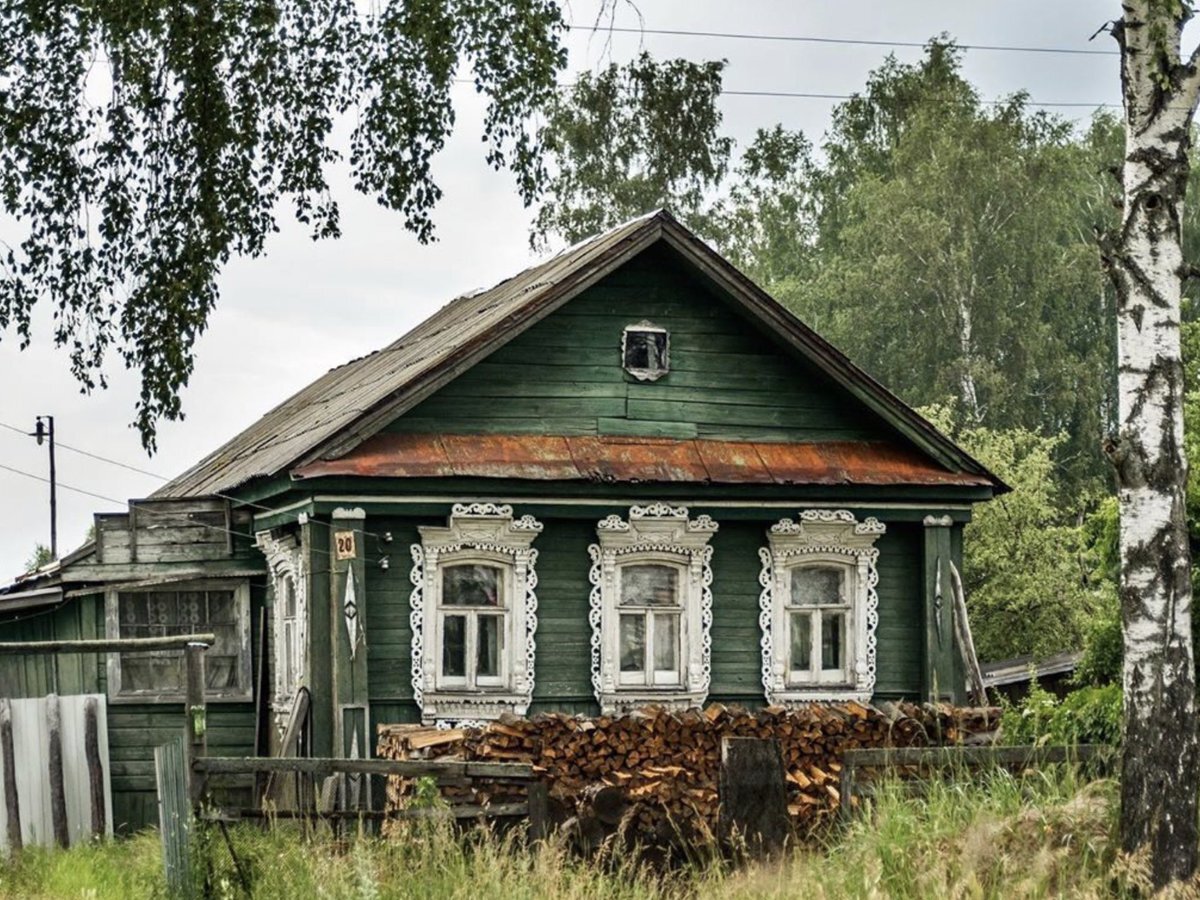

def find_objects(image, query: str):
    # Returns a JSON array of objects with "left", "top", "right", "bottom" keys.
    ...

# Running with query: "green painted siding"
[
  {"left": 387, "top": 245, "right": 894, "bottom": 444},
  {"left": 362, "top": 508, "right": 926, "bottom": 731},
  {"left": 0, "top": 587, "right": 263, "bottom": 833}
]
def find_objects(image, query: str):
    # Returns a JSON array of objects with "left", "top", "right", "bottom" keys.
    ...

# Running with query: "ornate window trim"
[
  {"left": 589, "top": 504, "right": 717, "bottom": 714},
  {"left": 410, "top": 503, "right": 542, "bottom": 725},
  {"left": 759, "top": 510, "right": 885, "bottom": 704},
  {"left": 255, "top": 529, "right": 308, "bottom": 735}
]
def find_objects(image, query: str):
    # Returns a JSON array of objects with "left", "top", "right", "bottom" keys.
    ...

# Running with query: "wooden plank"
[
  {"left": 0, "top": 699, "right": 21, "bottom": 852},
  {"left": 202, "top": 802, "right": 530, "bottom": 822},
  {"left": 154, "top": 739, "right": 192, "bottom": 898},
  {"left": 183, "top": 645, "right": 207, "bottom": 805},
  {"left": 46, "top": 695, "right": 69, "bottom": 848},
  {"left": 842, "top": 744, "right": 1114, "bottom": 768},
  {"left": 718, "top": 737, "right": 789, "bottom": 856},
  {"left": 0, "top": 634, "right": 217, "bottom": 654},
  {"left": 84, "top": 698, "right": 107, "bottom": 838},
  {"left": 193, "top": 756, "right": 534, "bottom": 779}
]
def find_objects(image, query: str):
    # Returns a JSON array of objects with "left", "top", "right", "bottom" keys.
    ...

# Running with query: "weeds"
[{"left": 0, "top": 766, "right": 1148, "bottom": 899}]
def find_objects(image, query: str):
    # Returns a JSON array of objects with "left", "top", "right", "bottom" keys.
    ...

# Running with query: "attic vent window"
[{"left": 622, "top": 323, "right": 669, "bottom": 381}]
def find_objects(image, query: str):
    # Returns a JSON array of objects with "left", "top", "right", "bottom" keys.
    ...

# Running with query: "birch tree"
[{"left": 1101, "top": 1, "right": 1200, "bottom": 885}]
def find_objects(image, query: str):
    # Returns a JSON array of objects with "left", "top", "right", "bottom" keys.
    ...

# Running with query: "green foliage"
[
  {"left": 532, "top": 53, "right": 733, "bottom": 249},
  {"left": 23, "top": 543, "right": 53, "bottom": 573},
  {"left": 1074, "top": 611, "right": 1123, "bottom": 688},
  {"left": 1000, "top": 682, "right": 1123, "bottom": 748},
  {"left": 0, "top": 1, "right": 568, "bottom": 449},
  {"left": 920, "top": 402, "right": 1107, "bottom": 661}
]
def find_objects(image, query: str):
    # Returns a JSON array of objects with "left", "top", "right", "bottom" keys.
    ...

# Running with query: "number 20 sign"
[{"left": 334, "top": 531, "right": 356, "bottom": 560}]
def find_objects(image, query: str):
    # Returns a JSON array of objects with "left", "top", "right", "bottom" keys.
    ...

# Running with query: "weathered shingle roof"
[{"left": 155, "top": 210, "right": 1003, "bottom": 498}]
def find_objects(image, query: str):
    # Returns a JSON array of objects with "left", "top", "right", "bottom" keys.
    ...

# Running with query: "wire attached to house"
[
  {"left": 0, "top": 420, "right": 390, "bottom": 544},
  {"left": 0, "top": 458, "right": 388, "bottom": 567}
]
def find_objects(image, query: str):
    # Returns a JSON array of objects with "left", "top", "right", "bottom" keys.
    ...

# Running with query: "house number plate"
[{"left": 334, "top": 531, "right": 357, "bottom": 560}]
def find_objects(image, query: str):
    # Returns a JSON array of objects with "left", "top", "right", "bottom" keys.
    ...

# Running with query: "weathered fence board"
[
  {"left": 155, "top": 738, "right": 192, "bottom": 898},
  {"left": 0, "top": 694, "right": 113, "bottom": 852}
]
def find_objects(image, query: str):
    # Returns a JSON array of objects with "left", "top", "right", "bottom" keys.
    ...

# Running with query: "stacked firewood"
[{"left": 378, "top": 702, "right": 999, "bottom": 847}]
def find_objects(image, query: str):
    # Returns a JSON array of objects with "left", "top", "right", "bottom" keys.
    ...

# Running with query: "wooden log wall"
[{"left": 378, "top": 701, "right": 999, "bottom": 850}]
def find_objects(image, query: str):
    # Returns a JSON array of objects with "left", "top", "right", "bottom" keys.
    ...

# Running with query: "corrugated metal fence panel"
[
  {"left": 154, "top": 737, "right": 192, "bottom": 897},
  {"left": 0, "top": 694, "right": 112, "bottom": 852}
]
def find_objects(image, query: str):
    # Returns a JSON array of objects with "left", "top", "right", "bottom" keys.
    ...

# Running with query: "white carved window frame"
[
  {"left": 255, "top": 530, "right": 308, "bottom": 735},
  {"left": 759, "top": 510, "right": 885, "bottom": 704},
  {"left": 410, "top": 504, "right": 542, "bottom": 725},
  {"left": 589, "top": 504, "right": 717, "bottom": 714}
]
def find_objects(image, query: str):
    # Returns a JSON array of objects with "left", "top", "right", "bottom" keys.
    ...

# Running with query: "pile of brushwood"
[{"left": 378, "top": 702, "right": 999, "bottom": 851}]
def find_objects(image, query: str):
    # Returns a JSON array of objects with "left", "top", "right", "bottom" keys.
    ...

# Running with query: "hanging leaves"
[{"left": 0, "top": 0, "right": 567, "bottom": 449}]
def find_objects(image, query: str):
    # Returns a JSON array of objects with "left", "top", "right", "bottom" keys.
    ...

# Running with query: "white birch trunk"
[{"left": 1106, "top": 2, "right": 1200, "bottom": 886}]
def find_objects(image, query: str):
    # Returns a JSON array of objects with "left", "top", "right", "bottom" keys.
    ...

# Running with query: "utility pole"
[{"left": 33, "top": 416, "right": 56, "bottom": 559}]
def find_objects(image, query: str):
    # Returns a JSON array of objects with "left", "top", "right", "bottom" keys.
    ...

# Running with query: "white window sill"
[
  {"left": 419, "top": 690, "right": 532, "bottom": 724},
  {"left": 597, "top": 688, "right": 708, "bottom": 716}
]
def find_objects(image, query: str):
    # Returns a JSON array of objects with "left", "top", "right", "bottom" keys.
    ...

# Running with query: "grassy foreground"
[{"left": 0, "top": 769, "right": 1169, "bottom": 899}]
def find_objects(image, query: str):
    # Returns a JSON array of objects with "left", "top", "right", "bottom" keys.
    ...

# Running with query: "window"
[
  {"left": 622, "top": 322, "right": 669, "bottom": 381},
  {"left": 410, "top": 504, "right": 542, "bottom": 725},
  {"left": 589, "top": 504, "right": 717, "bottom": 714},
  {"left": 439, "top": 563, "right": 505, "bottom": 688},
  {"left": 256, "top": 529, "right": 308, "bottom": 734},
  {"left": 105, "top": 580, "right": 252, "bottom": 702},
  {"left": 759, "top": 511, "right": 885, "bottom": 704},
  {"left": 617, "top": 563, "right": 683, "bottom": 686}
]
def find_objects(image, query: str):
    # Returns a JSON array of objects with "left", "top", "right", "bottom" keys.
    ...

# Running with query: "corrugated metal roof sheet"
[
  {"left": 154, "top": 209, "right": 1005, "bottom": 498},
  {"left": 291, "top": 433, "right": 994, "bottom": 488}
]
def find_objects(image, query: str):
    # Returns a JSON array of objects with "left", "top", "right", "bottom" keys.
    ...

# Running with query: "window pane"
[
  {"left": 477, "top": 615, "right": 502, "bottom": 678},
  {"left": 119, "top": 594, "right": 150, "bottom": 628},
  {"left": 790, "top": 567, "right": 842, "bottom": 606},
  {"left": 822, "top": 612, "right": 845, "bottom": 671},
  {"left": 282, "top": 577, "right": 296, "bottom": 618},
  {"left": 790, "top": 612, "right": 812, "bottom": 671},
  {"left": 207, "top": 591, "right": 237, "bottom": 624},
  {"left": 441, "top": 615, "right": 466, "bottom": 677},
  {"left": 206, "top": 656, "right": 239, "bottom": 689},
  {"left": 624, "top": 330, "right": 668, "bottom": 372},
  {"left": 121, "top": 655, "right": 184, "bottom": 693},
  {"left": 653, "top": 614, "right": 678, "bottom": 672},
  {"left": 619, "top": 615, "right": 645, "bottom": 672},
  {"left": 620, "top": 565, "right": 678, "bottom": 606},
  {"left": 178, "top": 591, "right": 204, "bottom": 626},
  {"left": 442, "top": 565, "right": 502, "bottom": 607}
]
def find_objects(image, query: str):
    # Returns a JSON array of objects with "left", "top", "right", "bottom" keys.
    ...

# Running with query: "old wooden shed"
[{"left": 0, "top": 210, "right": 1004, "bottom": 829}]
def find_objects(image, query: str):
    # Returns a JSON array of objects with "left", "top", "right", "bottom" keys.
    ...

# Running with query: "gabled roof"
[{"left": 156, "top": 210, "right": 1003, "bottom": 498}]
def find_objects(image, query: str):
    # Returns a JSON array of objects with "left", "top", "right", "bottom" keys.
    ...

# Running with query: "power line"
[
  {"left": 720, "top": 89, "right": 1121, "bottom": 109},
  {"left": 0, "top": 457, "right": 386, "bottom": 565},
  {"left": 0, "top": 420, "right": 389, "bottom": 543},
  {"left": 567, "top": 24, "right": 1119, "bottom": 57}
]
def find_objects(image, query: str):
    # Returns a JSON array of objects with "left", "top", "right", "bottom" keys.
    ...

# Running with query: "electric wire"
[
  {"left": 0, "top": 460, "right": 388, "bottom": 566},
  {"left": 0, "top": 420, "right": 389, "bottom": 543},
  {"left": 565, "top": 24, "right": 1120, "bottom": 57}
]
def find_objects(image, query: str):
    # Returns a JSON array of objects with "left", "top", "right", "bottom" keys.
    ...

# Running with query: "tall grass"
[{"left": 0, "top": 767, "right": 1134, "bottom": 899}]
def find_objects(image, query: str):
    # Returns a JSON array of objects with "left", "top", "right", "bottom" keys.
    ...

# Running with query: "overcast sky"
[{"left": 0, "top": 2, "right": 1133, "bottom": 577}]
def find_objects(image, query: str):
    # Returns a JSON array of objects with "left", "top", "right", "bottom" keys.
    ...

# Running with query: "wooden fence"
[
  {"left": 839, "top": 743, "right": 1117, "bottom": 818},
  {"left": 0, "top": 694, "right": 112, "bottom": 851}
]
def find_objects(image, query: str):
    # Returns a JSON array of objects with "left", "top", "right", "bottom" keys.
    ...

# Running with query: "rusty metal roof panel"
[{"left": 291, "top": 434, "right": 993, "bottom": 488}]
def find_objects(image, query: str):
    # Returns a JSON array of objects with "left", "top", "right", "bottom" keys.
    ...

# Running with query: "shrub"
[{"left": 1001, "top": 682, "right": 1122, "bottom": 747}]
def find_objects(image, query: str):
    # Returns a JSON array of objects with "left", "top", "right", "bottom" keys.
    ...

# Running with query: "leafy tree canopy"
[{"left": 0, "top": 0, "right": 567, "bottom": 449}]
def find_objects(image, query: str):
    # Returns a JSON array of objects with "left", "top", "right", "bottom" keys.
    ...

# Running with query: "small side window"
[{"left": 622, "top": 323, "right": 669, "bottom": 381}]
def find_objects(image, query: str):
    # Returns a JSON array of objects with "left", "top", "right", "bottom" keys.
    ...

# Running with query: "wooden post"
[
  {"left": 0, "top": 698, "right": 21, "bottom": 852},
  {"left": 527, "top": 781, "right": 549, "bottom": 844},
  {"left": 718, "top": 737, "right": 790, "bottom": 857},
  {"left": 84, "top": 697, "right": 107, "bottom": 838},
  {"left": 184, "top": 643, "right": 208, "bottom": 805},
  {"left": 922, "top": 515, "right": 959, "bottom": 703},
  {"left": 46, "top": 694, "right": 69, "bottom": 848}
]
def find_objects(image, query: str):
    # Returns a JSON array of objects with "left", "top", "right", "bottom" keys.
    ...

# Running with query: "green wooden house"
[{"left": 0, "top": 210, "right": 1004, "bottom": 829}]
